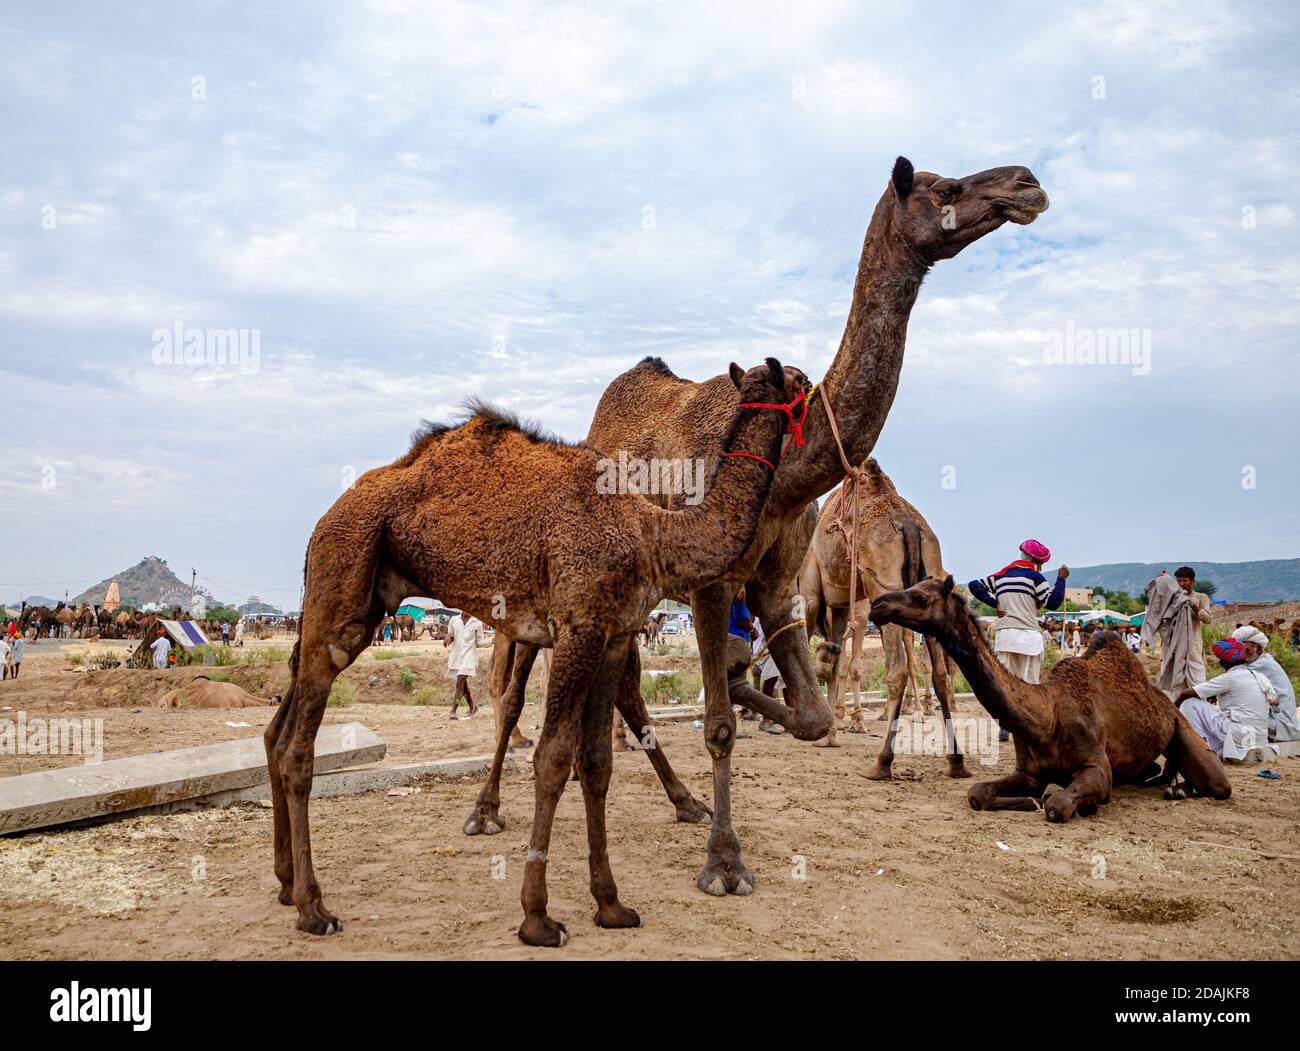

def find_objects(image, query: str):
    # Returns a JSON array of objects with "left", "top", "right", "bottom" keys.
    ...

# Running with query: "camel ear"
[
  {"left": 728, "top": 362, "right": 746, "bottom": 389},
  {"left": 764, "top": 357, "right": 786, "bottom": 394},
  {"left": 892, "top": 156, "right": 914, "bottom": 200},
  {"left": 942, "top": 574, "right": 955, "bottom": 596}
]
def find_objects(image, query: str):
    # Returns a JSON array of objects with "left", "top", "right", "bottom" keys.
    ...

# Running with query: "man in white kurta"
[
  {"left": 150, "top": 629, "right": 172, "bottom": 670},
  {"left": 1232, "top": 625, "right": 1300, "bottom": 743},
  {"left": 1175, "top": 639, "right": 1273, "bottom": 762},
  {"left": 444, "top": 611, "right": 487, "bottom": 718}
]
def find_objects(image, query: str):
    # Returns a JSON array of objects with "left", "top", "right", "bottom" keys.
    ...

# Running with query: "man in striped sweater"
[{"left": 968, "top": 539, "right": 1069, "bottom": 687}]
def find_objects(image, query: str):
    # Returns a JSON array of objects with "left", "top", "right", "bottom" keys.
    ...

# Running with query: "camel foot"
[
  {"left": 812, "top": 735, "right": 839, "bottom": 748},
  {"left": 518, "top": 914, "right": 568, "bottom": 948},
  {"left": 509, "top": 734, "right": 533, "bottom": 750},
  {"left": 296, "top": 901, "right": 343, "bottom": 936},
  {"left": 696, "top": 857, "right": 755, "bottom": 897},
  {"left": 861, "top": 761, "right": 893, "bottom": 781},
  {"left": 612, "top": 735, "right": 630, "bottom": 753},
  {"left": 1043, "top": 793, "right": 1076, "bottom": 823},
  {"left": 946, "top": 759, "right": 973, "bottom": 779},
  {"left": 673, "top": 796, "right": 713, "bottom": 825},
  {"left": 463, "top": 809, "right": 504, "bottom": 836},
  {"left": 594, "top": 901, "right": 642, "bottom": 929},
  {"left": 278, "top": 885, "right": 294, "bottom": 906}
]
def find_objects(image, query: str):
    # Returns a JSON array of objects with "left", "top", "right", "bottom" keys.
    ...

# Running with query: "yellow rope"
[{"left": 748, "top": 618, "right": 805, "bottom": 669}]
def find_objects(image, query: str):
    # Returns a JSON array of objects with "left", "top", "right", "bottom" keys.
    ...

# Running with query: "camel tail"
[{"left": 900, "top": 518, "right": 925, "bottom": 589}]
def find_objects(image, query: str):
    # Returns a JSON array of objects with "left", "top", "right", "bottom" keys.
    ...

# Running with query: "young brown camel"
[
  {"left": 267, "top": 360, "right": 794, "bottom": 945},
  {"left": 797, "top": 458, "right": 968, "bottom": 777},
  {"left": 870, "top": 576, "right": 1231, "bottom": 820}
]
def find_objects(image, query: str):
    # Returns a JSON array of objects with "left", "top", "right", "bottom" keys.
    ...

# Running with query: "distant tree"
[{"left": 1194, "top": 580, "right": 1218, "bottom": 598}]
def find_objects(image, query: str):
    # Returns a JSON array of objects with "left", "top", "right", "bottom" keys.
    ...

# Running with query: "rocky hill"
[{"left": 70, "top": 556, "right": 214, "bottom": 609}]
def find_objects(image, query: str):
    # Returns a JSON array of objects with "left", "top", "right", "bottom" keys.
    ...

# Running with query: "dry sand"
[{"left": 0, "top": 634, "right": 1297, "bottom": 960}]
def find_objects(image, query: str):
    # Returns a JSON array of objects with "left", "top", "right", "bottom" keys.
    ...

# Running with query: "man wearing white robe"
[
  {"left": 444, "top": 611, "right": 487, "bottom": 719},
  {"left": 1175, "top": 639, "right": 1273, "bottom": 762},
  {"left": 1232, "top": 625, "right": 1300, "bottom": 743}
]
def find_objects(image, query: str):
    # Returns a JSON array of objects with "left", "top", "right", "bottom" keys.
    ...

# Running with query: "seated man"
[
  {"left": 1174, "top": 638, "right": 1274, "bottom": 761},
  {"left": 1232, "top": 625, "right": 1300, "bottom": 743}
]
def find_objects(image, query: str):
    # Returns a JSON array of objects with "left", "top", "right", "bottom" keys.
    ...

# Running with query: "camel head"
[
  {"left": 870, "top": 574, "right": 967, "bottom": 637},
  {"left": 728, "top": 356, "right": 789, "bottom": 402},
  {"left": 887, "top": 156, "right": 1049, "bottom": 263}
]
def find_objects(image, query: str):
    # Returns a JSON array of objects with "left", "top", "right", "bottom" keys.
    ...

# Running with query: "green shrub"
[
  {"left": 374, "top": 649, "right": 417, "bottom": 662},
  {"left": 399, "top": 669, "right": 417, "bottom": 689},
  {"left": 328, "top": 681, "right": 356, "bottom": 707},
  {"left": 410, "top": 685, "right": 436, "bottom": 706}
]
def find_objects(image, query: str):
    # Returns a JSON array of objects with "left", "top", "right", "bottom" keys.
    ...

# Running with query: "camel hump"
[{"left": 637, "top": 355, "right": 680, "bottom": 379}]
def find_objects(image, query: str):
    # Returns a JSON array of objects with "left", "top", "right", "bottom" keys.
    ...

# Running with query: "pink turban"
[{"left": 1019, "top": 539, "right": 1051, "bottom": 563}]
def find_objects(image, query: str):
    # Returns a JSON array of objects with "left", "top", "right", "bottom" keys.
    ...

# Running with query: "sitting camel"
[
  {"left": 267, "top": 360, "right": 796, "bottom": 945},
  {"left": 869, "top": 576, "right": 1230, "bottom": 821}
]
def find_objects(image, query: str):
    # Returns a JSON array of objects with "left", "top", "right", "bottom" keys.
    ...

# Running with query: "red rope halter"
[{"left": 721, "top": 389, "right": 808, "bottom": 472}]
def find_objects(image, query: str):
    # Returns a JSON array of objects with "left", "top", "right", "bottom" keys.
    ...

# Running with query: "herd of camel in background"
[{"left": 15, "top": 601, "right": 292, "bottom": 641}]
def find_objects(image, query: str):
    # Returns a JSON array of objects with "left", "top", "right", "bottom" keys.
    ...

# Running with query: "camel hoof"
[
  {"left": 812, "top": 736, "right": 839, "bottom": 748},
  {"left": 518, "top": 916, "right": 568, "bottom": 948},
  {"left": 946, "top": 762, "right": 973, "bottom": 779},
  {"left": 594, "top": 902, "right": 642, "bottom": 929},
  {"left": 861, "top": 763, "right": 892, "bottom": 782},
  {"left": 674, "top": 798, "right": 713, "bottom": 825},
  {"left": 462, "top": 811, "right": 504, "bottom": 836},
  {"left": 697, "top": 858, "right": 755, "bottom": 897},
  {"left": 297, "top": 907, "right": 343, "bottom": 936}
]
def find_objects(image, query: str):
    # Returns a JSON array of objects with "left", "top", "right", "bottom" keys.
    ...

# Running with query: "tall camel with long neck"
[
  {"left": 579, "top": 156, "right": 1049, "bottom": 895},
  {"left": 870, "top": 576, "right": 1231, "bottom": 820},
  {"left": 268, "top": 360, "right": 794, "bottom": 946},
  {"left": 798, "top": 457, "right": 965, "bottom": 773}
]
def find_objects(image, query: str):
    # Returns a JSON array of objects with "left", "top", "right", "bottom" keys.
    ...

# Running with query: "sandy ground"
[{"left": 0, "top": 634, "right": 1297, "bottom": 960}]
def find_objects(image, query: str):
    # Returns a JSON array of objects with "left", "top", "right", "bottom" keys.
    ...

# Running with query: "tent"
[{"left": 131, "top": 618, "right": 212, "bottom": 667}]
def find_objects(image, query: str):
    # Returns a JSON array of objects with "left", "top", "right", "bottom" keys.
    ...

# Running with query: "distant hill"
[
  {"left": 10, "top": 594, "right": 59, "bottom": 608},
  {"left": 69, "top": 556, "right": 214, "bottom": 609},
  {"left": 1068, "top": 560, "right": 1300, "bottom": 603}
]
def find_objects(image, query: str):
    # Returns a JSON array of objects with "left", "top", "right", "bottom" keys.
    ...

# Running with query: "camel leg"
[
  {"left": 863, "top": 624, "right": 909, "bottom": 780},
  {"left": 518, "top": 626, "right": 605, "bottom": 948},
  {"left": 613, "top": 640, "right": 711, "bottom": 824},
  {"left": 488, "top": 635, "right": 533, "bottom": 749},
  {"left": 1043, "top": 762, "right": 1112, "bottom": 823},
  {"left": 1162, "top": 714, "right": 1231, "bottom": 801},
  {"left": 464, "top": 643, "right": 540, "bottom": 835},
  {"left": 576, "top": 634, "right": 641, "bottom": 930},
  {"left": 725, "top": 568, "right": 834, "bottom": 741},
  {"left": 692, "top": 582, "right": 754, "bottom": 897},
  {"left": 968, "top": 769, "right": 1046, "bottom": 813},
  {"left": 263, "top": 663, "right": 297, "bottom": 905},
  {"left": 926, "top": 633, "right": 971, "bottom": 778},
  {"left": 815, "top": 606, "right": 851, "bottom": 748}
]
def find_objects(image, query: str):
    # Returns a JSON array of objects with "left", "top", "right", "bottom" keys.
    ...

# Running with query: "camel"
[
  {"left": 798, "top": 458, "right": 968, "bottom": 777},
  {"left": 870, "top": 576, "right": 1231, "bottom": 820},
  {"left": 638, "top": 612, "right": 665, "bottom": 646},
  {"left": 268, "top": 360, "right": 796, "bottom": 944},
  {"left": 575, "top": 156, "right": 1049, "bottom": 893}
]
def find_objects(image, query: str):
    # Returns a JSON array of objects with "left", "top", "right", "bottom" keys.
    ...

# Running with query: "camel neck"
[
  {"left": 649, "top": 405, "right": 787, "bottom": 592},
  {"left": 937, "top": 612, "right": 1052, "bottom": 740},
  {"left": 771, "top": 198, "right": 929, "bottom": 511}
]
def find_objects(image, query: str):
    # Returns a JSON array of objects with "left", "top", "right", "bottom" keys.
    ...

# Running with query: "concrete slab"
[{"left": 0, "top": 722, "right": 385, "bottom": 835}]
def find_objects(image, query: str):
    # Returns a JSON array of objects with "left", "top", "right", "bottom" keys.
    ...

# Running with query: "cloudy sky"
[{"left": 1, "top": 0, "right": 1296, "bottom": 608}]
